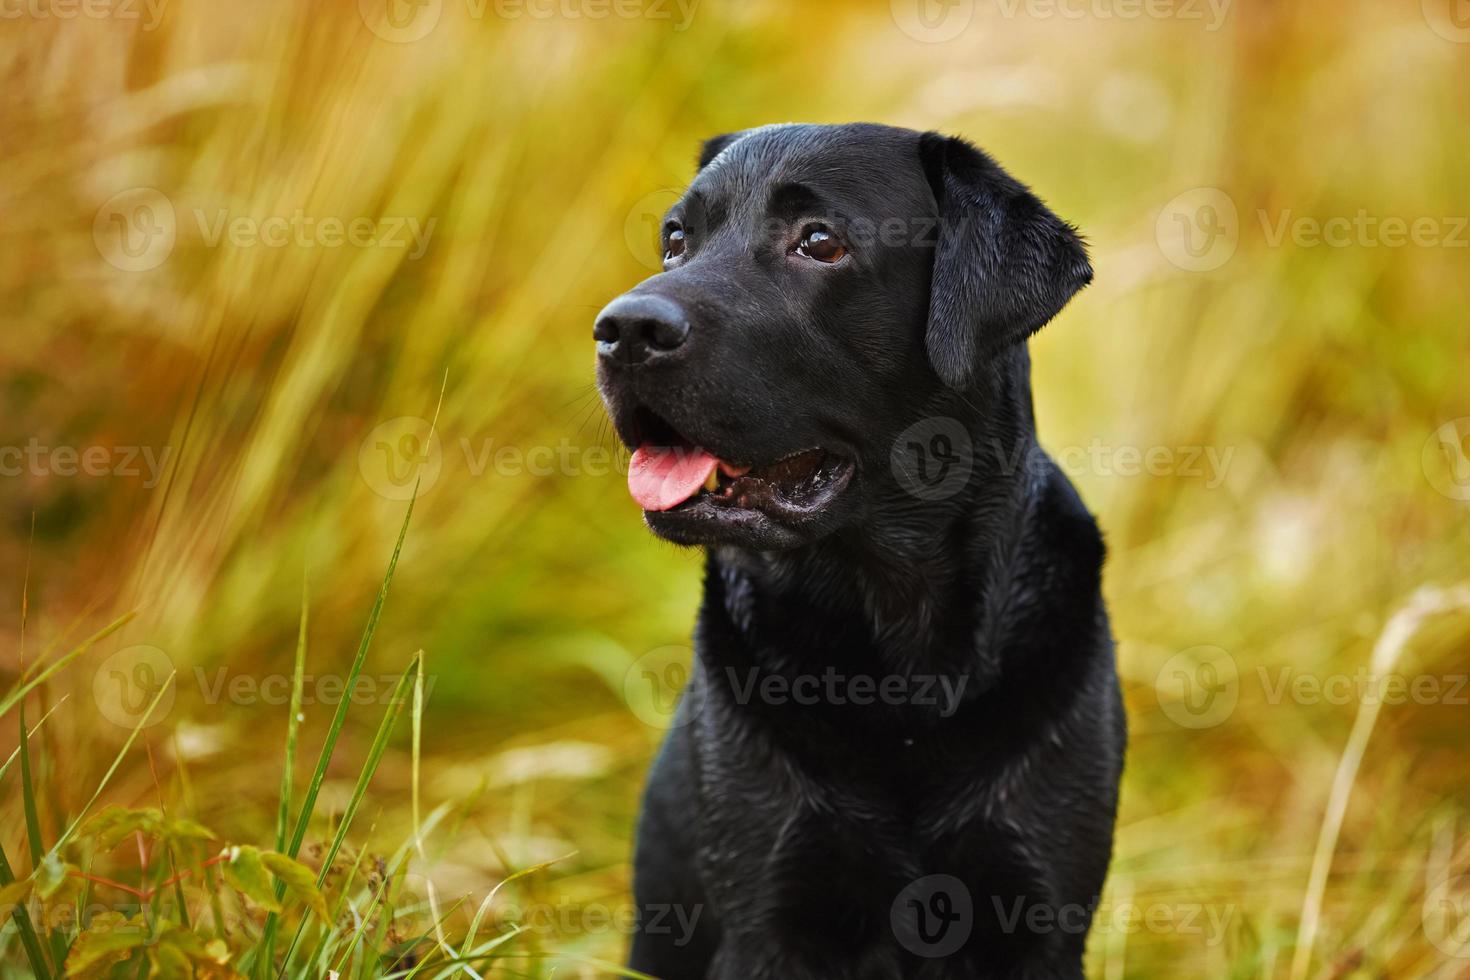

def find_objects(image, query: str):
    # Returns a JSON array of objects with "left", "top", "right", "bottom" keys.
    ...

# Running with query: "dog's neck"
[{"left": 709, "top": 350, "right": 1043, "bottom": 675}]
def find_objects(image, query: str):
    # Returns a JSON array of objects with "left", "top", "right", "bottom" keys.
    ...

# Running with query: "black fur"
[{"left": 594, "top": 123, "right": 1125, "bottom": 979}]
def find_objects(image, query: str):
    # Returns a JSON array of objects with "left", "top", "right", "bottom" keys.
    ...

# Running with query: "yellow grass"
[{"left": 2, "top": 0, "right": 1469, "bottom": 975}]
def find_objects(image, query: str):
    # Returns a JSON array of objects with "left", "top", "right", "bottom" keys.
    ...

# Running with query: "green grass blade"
[
  {"left": 258, "top": 575, "right": 312, "bottom": 976},
  {"left": 458, "top": 852, "right": 573, "bottom": 962},
  {"left": 0, "top": 611, "right": 136, "bottom": 720},
  {"left": 257, "top": 492, "right": 419, "bottom": 977},
  {"left": 279, "top": 653, "right": 421, "bottom": 976},
  {"left": 277, "top": 575, "right": 310, "bottom": 853},
  {"left": 17, "top": 707, "right": 45, "bottom": 867},
  {"left": 46, "top": 671, "right": 176, "bottom": 858},
  {"left": 285, "top": 490, "right": 417, "bottom": 861},
  {"left": 0, "top": 843, "right": 52, "bottom": 979},
  {"left": 412, "top": 652, "right": 424, "bottom": 850},
  {"left": 17, "top": 704, "right": 60, "bottom": 969},
  {"left": 0, "top": 697, "right": 65, "bottom": 782}
]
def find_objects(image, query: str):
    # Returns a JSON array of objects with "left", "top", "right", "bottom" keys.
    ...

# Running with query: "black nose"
[{"left": 593, "top": 293, "right": 691, "bottom": 364}]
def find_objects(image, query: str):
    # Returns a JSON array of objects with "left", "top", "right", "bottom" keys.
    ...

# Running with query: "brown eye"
[
  {"left": 797, "top": 228, "right": 846, "bottom": 263},
  {"left": 664, "top": 226, "right": 686, "bottom": 261}
]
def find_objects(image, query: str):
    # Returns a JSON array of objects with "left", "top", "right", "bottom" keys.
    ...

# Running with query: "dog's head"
[{"left": 595, "top": 123, "right": 1091, "bottom": 550}]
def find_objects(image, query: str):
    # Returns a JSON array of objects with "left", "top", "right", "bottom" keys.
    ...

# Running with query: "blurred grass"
[{"left": 2, "top": 0, "right": 1470, "bottom": 975}]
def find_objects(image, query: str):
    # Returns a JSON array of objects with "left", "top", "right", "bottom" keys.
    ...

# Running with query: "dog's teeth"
[{"left": 705, "top": 469, "right": 719, "bottom": 492}]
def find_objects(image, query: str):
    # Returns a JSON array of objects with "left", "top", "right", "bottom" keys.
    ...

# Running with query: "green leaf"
[
  {"left": 165, "top": 818, "right": 218, "bottom": 843},
  {"left": 221, "top": 846, "right": 282, "bottom": 913},
  {"left": 150, "top": 924, "right": 239, "bottom": 978},
  {"left": 261, "top": 851, "right": 329, "bottom": 922},
  {"left": 80, "top": 805, "right": 163, "bottom": 851},
  {"left": 63, "top": 910, "right": 148, "bottom": 977},
  {"left": 148, "top": 942, "right": 193, "bottom": 980},
  {"left": 35, "top": 852, "right": 78, "bottom": 900}
]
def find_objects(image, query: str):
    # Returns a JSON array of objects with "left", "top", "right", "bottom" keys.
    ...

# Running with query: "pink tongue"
[{"left": 628, "top": 445, "right": 719, "bottom": 511}]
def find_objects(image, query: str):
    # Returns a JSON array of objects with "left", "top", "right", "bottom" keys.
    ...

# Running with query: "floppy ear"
[
  {"left": 918, "top": 132, "right": 1093, "bottom": 389},
  {"left": 696, "top": 131, "right": 744, "bottom": 170}
]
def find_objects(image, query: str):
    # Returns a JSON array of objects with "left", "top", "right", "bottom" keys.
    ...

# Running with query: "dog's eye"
[
  {"left": 664, "top": 226, "right": 686, "bottom": 261},
  {"left": 797, "top": 228, "right": 846, "bottom": 264}
]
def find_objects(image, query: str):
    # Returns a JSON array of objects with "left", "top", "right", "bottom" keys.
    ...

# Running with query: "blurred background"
[{"left": 3, "top": 0, "right": 1469, "bottom": 975}]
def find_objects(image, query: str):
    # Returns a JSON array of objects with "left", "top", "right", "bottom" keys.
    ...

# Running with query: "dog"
[{"left": 594, "top": 123, "right": 1126, "bottom": 979}]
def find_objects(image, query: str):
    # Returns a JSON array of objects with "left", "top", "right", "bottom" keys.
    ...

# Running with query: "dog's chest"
[{"left": 690, "top": 700, "right": 1038, "bottom": 936}]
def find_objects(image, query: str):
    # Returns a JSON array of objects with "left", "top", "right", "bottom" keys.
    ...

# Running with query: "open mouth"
[{"left": 626, "top": 407, "right": 854, "bottom": 523}]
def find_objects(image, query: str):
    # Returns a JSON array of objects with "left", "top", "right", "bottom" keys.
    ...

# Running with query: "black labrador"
[{"left": 594, "top": 123, "right": 1125, "bottom": 979}]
